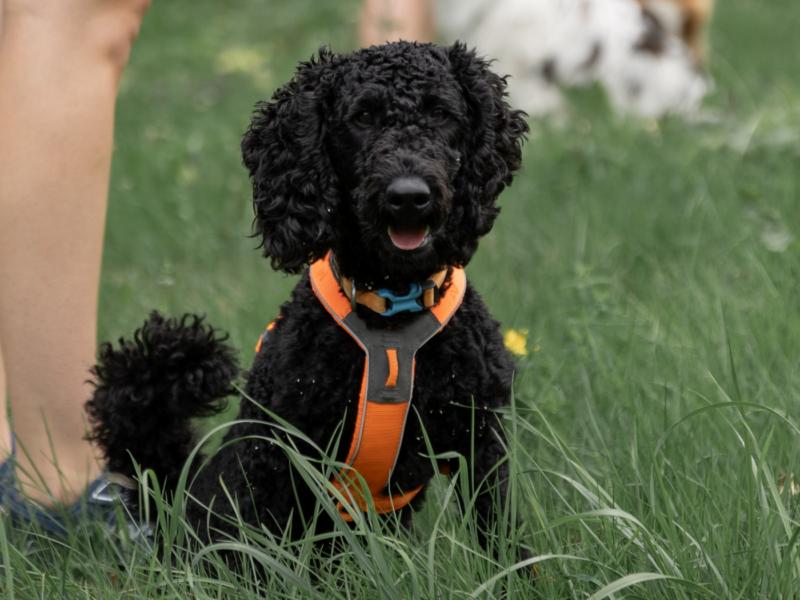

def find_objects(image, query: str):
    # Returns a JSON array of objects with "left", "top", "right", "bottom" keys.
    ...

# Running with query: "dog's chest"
[
  {"left": 244, "top": 277, "right": 512, "bottom": 495},
  {"left": 253, "top": 306, "right": 500, "bottom": 469}
]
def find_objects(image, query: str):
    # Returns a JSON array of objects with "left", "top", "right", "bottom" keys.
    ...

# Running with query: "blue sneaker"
[{"left": 0, "top": 442, "right": 152, "bottom": 544}]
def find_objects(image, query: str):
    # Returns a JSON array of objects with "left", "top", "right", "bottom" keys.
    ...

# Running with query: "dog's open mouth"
[{"left": 387, "top": 225, "right": 431, "bottom": 251}]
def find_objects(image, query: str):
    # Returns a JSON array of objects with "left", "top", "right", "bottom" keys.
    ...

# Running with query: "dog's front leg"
[
  {"left": 447, "top": 420, "right": 531, "bottom": 566},
  {"left": 455, "top": 423, "right": 509, "bottom": 552},
  {"left": 187, "top": 427, "right": 319, "bottom": 542},
  {"left": 446, "top": 428, "right": 538, "bottom": 590}
]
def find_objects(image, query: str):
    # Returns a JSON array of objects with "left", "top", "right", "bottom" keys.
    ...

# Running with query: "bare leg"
[
  {"left": 0, "top": 0, "right": 149, "bottom": 505},
  {"left": 0, "top": 0, "right": 7, "bottom": 463},
  {"left": 359, "top": 0, "right": 435, "bottom": 46},
  {"left": 0, "top": 341, "right": 7, "bottom": 457}
]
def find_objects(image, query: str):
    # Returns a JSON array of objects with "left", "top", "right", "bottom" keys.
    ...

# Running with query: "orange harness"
[{"left": 304, "top": 252, "right": 466, "bottom": 520}]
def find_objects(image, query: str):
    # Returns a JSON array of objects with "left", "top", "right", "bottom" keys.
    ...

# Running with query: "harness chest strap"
[{"left": 309, "top": 251, "right": 466, "bottom": 520}]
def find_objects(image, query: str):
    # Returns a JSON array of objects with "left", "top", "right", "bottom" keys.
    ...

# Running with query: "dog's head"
[{"left": 242, "top": 42, "right": 527, "bottom": 285}]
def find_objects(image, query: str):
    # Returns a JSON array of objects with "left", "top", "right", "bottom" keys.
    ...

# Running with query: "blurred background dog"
[{"left": 436, "top": 0, "right": 714, "bottom": 117}]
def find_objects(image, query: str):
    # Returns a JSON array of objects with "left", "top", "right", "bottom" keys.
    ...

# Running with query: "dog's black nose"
[{"left": 386, "top": 177, "right": 431, "bottom": 216}]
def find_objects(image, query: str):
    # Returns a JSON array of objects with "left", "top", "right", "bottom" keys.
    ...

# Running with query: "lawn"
[{"left": 2, "top": 0, "right": 800, "bottom": 597}]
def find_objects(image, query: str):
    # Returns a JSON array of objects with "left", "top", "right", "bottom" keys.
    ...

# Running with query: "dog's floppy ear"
[
  {"left": 242, "top": 48, "right": 339, "bottom": 273},
  {"left": 447, "top": 42, "right": 528, "bottom": 238}
]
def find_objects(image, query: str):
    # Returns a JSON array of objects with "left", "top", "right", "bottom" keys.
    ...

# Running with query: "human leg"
[
  {"left": 0, "top": 343, "right": 8, "bottom": 458},
  {"left": 0, "top": 0, "right": 149, "bottom": 505},
  {"left": 359, "top": 0, "right": 435, "bottom": 46}
]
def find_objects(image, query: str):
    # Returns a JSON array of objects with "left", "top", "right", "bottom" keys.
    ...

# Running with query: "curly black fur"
[{"left": 88, "top": 41, "right": 528, "bottom": 553}]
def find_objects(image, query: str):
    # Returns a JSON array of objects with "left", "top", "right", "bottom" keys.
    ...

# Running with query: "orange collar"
[{"left": 329, "top": 254, "right": 450, "bottom": 317}]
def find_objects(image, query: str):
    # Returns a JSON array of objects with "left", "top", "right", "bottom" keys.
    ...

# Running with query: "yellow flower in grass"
[{"left": 504, "top": 328, "right": 529, "bottom": 357}]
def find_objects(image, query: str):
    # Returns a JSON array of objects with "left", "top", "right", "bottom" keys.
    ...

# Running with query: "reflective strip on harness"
[
  {"left": 309, "top": 251, "right": 466, "bottom": 520},
  {"left": 384, "top": 349, "right": 399, "bottom": 388}
]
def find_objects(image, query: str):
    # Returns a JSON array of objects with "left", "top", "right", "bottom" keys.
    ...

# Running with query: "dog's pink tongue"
[{"left": 388, "top": 226, "right": 428, "bottom": 250}]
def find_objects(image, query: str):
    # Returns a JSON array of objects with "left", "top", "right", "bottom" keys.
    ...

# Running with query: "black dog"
[{"left": 87, "top": 41, "right": 528, "bottom": 551}]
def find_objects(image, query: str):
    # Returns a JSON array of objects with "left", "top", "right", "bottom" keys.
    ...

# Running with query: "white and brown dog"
[{"left": 436, "top": 0, "right": 714, "bottom": 117}]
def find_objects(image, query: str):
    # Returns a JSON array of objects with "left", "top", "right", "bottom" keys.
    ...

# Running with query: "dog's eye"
[
  {"left": 428, "top": 106, "right": 450, "bottom": 125},
  {"left": 353, "top": 110, "right": 376, "bottom": 127}
]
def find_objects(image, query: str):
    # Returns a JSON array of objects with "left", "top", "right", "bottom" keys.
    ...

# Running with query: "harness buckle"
[{"left": 376, "top": 283, "right": 425, "bottom": 317}]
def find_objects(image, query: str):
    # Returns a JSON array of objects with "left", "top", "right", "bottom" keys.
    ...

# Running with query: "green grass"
[{"left": 3, "top": 0, "right": 800, "bottom": 597}]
